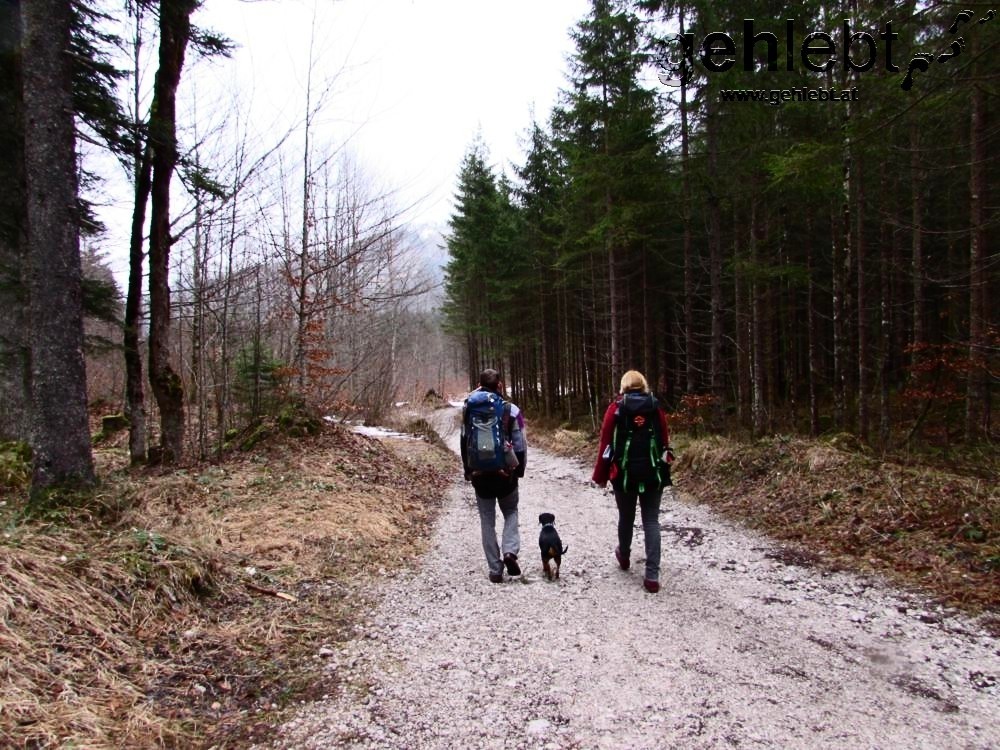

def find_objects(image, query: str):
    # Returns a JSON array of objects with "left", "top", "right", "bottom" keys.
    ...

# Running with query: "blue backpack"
[{"left": 463, "top": 390, "right": 512, "bottom": 473}]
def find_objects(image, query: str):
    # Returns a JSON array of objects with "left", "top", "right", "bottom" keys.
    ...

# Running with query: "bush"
[{"left": 0, "top": 441, "right": 31, "bottom": 491}]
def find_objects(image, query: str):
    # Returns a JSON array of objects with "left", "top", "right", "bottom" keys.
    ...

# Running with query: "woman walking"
[{"left": 592, "top": 370, "right": 672, "bottom": 593}]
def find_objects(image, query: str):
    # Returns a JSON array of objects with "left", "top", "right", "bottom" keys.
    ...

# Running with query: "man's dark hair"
[{"left": 479, "top": 369, "right": 500, "bottom": 392}]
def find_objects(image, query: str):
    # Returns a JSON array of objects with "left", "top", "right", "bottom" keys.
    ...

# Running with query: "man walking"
[{"left": 460, "top": 369, "right": 527, "bottom": 583}]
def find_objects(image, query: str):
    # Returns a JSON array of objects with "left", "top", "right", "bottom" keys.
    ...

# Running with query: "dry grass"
[
  {"left": 677, "top": 435, "right": 1000, "bottom": 610},
  {"left": 526, "top": 423, "right": 999, "bottom": 613},
  {"left": 0, "top": 421, "right": 453, "bottom": 748},
  {"left": 528, "top": 426, "right": 594, "bottom": 462}
]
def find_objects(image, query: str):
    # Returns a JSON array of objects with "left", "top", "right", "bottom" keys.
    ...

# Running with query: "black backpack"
[{"left": 611, "top": 392, "right": 666, "bottom": 494}]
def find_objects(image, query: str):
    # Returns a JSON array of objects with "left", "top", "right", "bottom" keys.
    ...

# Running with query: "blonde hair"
[{"left": 619, "top": 370, "right": 649, "bottom": 394}]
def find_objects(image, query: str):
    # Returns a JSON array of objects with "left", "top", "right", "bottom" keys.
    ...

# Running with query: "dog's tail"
[{"left": 561, "top": 544, "right": 569, "bottom": 555}]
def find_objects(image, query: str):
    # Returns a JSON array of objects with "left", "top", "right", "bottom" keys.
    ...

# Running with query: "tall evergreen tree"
[
  {"left": 555, "top": 0, "right": 667, "bottom": 402},
  {"left": 20, "top": 0, "right": 95, "bottom": 491},
  {"left": 443, "top": 140, "right": 520, "bottom": 385},
  {"left": 0, "top": 0, "right": 131, "bottom": 444},
  {"left": 513, "top": 121, "right": 567, "bottom": 416},
  {"left": 0, "top": 0, "right": 28, "bottom": 443},
  {"left": 441, "top": 0, "right": 998, "bottom": 447}
]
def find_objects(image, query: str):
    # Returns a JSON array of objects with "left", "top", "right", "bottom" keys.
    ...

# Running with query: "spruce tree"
[
  {"left": 0, "top": 0, "right": 28, "bottom": 442},
  {"left": 21, "top": 0, "right": 95, "bottom": 492},
  {"left": 555, "top": 0, "right": 667, "bottom": 398}
]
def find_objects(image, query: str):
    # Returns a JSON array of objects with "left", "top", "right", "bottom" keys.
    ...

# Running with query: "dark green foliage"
[
  {"left": 81, "top": 276, "right": 120, "bottom": 325},
  {"left": 224, "top": 397, "right": 321, "bottom": 452},
  {"left": 442, "top": 139, "right": 524, "bottom": 377},
  {"left": 443, "top": 0, "right": 998, "bottom": 448},
  {"left": 71, "top": 0, "right": 133, "bottom": 160},
  {"left": 0, "top": 440, "right": 31, "bottom": 490},
  {"left": 233, "top": 345, "right": 288, "bottom": 420}
]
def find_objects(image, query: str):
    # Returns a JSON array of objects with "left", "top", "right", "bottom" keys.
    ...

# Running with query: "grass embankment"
[
  {"left": 0, "top": 417, "right": 453, "bottom": 749},
  {"left": 529, "top": 422, "right": 999, "bottom": 614}
]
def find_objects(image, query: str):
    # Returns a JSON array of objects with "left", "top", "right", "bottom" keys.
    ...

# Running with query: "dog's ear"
[{"left": 538, "top": 513, "right": 545, "bottom": 525}]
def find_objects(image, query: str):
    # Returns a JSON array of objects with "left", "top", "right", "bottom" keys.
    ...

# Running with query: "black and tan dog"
[{"left": 538, "top": 512, "right": 568, "bottom": 580}]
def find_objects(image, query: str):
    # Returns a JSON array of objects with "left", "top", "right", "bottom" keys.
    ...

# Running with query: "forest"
[
  {"left": 443, "top": 0, "right": 998, "bottom": 450},
  {"left": 0, "top": 0, "right": 996, "bottom": 500},
  {"left": 1, "top": 0, "right": 455, "bottom": 495},
  {"left": 0, "top": 2, "right": 997, "bottom": 745}
]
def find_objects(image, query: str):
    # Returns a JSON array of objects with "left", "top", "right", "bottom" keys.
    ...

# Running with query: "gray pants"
[
  {"left": 614, "top": 487, "right": 662, "bottom": 581},
  {"left": 476, "top": 488, "right": 520, "bottom": 575}
]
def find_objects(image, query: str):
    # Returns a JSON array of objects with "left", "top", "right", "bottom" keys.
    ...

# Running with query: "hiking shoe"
[
  {"left": 643, "top": 578, "right": 660, "bottom": 594},
  {"left": 615, "top": 546, "right": 630, "bottom": 571},
  {"left": 503, "top": 553, "right": 521, "bottom": 576},
  {"left": 489, "top": 571, "right": 503, "bottom": 584}
]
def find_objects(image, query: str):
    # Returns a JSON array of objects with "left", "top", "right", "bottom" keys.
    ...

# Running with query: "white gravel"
[{"left": 272, "top": 410, "right": 1000, "bottom": 749}]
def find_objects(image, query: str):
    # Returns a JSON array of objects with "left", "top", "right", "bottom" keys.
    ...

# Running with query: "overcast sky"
[
  {"left": 198, "top": 0, "right": 591, "bottom": 223},
  {"left": 89, "top": 2, "right": 946, "bottom": 287},
  {"left": 93, "top": 0, "right": 599, "bottom": 284}
]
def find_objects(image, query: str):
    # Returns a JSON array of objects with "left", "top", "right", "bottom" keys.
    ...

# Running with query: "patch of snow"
[{"left": 351, "top": 425, "right": 419, "bottom": 441}]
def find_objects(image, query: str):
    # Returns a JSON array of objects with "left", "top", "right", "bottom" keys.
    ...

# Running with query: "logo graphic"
[
  {"left": 653, "top": 11, "right": 995, "bottom": 93},
  {"left": 633, "top": 415, "right": 647, "bottom": 427},
  {"left": 655, "top": 33, "right": 693, "bottom": 88}
]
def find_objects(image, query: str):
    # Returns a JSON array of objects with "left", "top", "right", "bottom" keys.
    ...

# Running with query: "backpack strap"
[
  {"left": 501, "top": 401, "right": 513, "bottom": 440},
  {"left": 611, "top": 397, "right": 625, "bottom": 460},
  {"left": 614, "top": 394, "right": 664, "bottom": 494}
]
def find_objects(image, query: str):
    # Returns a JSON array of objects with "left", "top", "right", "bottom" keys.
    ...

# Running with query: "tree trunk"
[
  {"left": 806, "top": 215, "right": 821, "bottom": 436},
  {"left": 679, "top": 11, "right": 695, "bottom": 395},
  {"left": 751, "top": 198, "right": 766, "bottom": 437},
  {"left": 601, "top": 67, "right": 620, "bottom": 387},
  {"left": 21, "top": 0, "right": 94, "bottom": 489},
  {"left": 606, "top": 188, "right": 620, "bottom": 385},
  {"left": 0, "top": 0, "right": 30, "bottom": 442},
  {"left": 295, "top": 84, "right": 312, "bottom": 394},
  {"left": 124, "top": 141, "right": 151, "bottom": 465},
  {"left": 734, "top": 223, "right": 749, "bottom": 429},
  {"left": 123, "top": 0, "right": 148, "bottom": 465},
  {"left": 833, "top": 203, "right": 847, "bottom": 430},
  {"left": 879, "top": 192, "right": 894, "bottom": 450},
  {"left": 707, "top": 99, "right": 724, "bottom": 429},
  {"left": 538, "top": 273, "right": 552, "bottom": 417},
  {"left": 191, "top": 173, "right": 207, "bottom": 459},
  {"left": 910, "top": 121, "right": 925, "bottom": 358},
  {"left": 965, "top": 70, "right": 987, "bottom": 441},
  {"left": 856, "top": 159, "right": 870, "bottom": 442},
  {"left": 147, "top": 0, "right": 195, "bottom": 464}
]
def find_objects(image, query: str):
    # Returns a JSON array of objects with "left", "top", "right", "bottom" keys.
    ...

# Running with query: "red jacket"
[{"left": 592, "top": 395, "right": 670, "bottom": 486}]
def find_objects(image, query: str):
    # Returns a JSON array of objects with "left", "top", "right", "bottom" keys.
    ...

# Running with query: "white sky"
[
  {"left": 194, "top": 0, "right": 591, "bottom": 228},
  {"left": 93, "top": 0, "right": 595, "bottom": 285}
]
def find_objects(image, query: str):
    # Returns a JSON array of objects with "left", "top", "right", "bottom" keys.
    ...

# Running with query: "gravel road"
[{"left": 274, "top": 410, "right": 1000, "bottom": 749}]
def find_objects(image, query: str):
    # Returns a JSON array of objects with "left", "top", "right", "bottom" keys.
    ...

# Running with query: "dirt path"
[{"left": 273, "top": 409, "right": 999, "bottom": 749}]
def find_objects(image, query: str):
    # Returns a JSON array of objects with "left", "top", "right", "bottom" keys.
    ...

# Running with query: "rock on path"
[{"left": 272, "top": 410, "right": 999, "bottom": 749}]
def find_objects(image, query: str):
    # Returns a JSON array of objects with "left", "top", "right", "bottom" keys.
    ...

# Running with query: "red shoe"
[
  {"left": 615, "top": 546, "right": 630, "bottom": 570},
  {"left": 643, "top": 578, "right": 660, "bottom": 594},
  {"left": 489, "top": 572, "right": 503, "bottom": 583}
]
